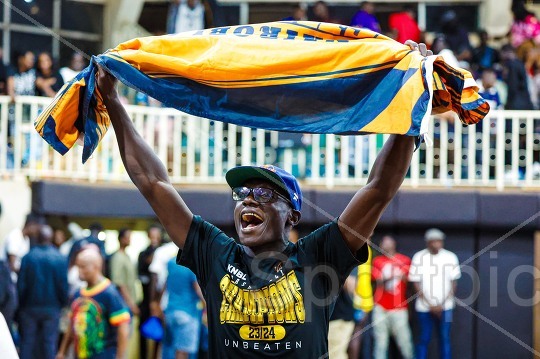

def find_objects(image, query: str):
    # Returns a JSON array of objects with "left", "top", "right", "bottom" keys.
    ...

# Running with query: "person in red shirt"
[
  {"left": 388, "top": 6, "right": 421, "bottom": 44},
  {"left": 371, "top": 235, "right": 414, "bottom": 359}
]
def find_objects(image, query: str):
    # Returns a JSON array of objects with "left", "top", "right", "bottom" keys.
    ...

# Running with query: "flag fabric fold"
[{"left": 34, "top": 21, "right": 489, "bottom": 163}]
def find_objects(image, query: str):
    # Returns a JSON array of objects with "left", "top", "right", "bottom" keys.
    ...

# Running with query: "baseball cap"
[
  {"left": 225, "top": 165, "right": 302, "bottom": 211},
  {"left": 425, "top": 228, "right": 446, "bottom": 241}
]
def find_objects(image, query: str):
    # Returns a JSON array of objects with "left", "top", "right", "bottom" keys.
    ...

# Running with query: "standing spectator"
[
  {"left": 500, "top": 44, "right": 534, "bottom": 110},
  {"left": 166, "top": 0, "right": 213, "bottom": 34},
  {"left": 1, "top": 214, "right": 42, "bottom": 276},
  {"left": 409, "top": 229, "right": 461, "bottom": 359},
  {"left": 52, "top": 227, "right": 67, "bottom": 250},
  {"left": 371, "top": 236, "right": 413, "bottom": 359},
  {"left": 35, "top": 52, "right": 64, "bottom": 97},
  {"left": 350, "top": 1, "right": 381, "bottom": 33},
  {"left": 388, "top": 5, "right": 421, "bottom": 44},
  {"left": 137, "top": 224, "right": 162, "bottom": 359},
  {"left": 328, "top": 271, "right": 356, "bottom": 359},
  {"left": 310, "top": 1, "right": 340, "bottom": 24},
  {"left": 472, "top": 30, "right": 500, "bottom": 74},
  {"left": 110, "top": 228, "right": 139, "bottom": 317},
  {"left": 0, "top": 203, "right": 17, "bottom": 331},
  {"left": 283, "top": 3, "right": 307, "bottom": 21},
  {"left": 162, "top": 258, "right": 204, "bottom": 359},
  {"left": 60, "top": 52, "right": 86, "bottom": 83},
  {"left": 57, "top": 247, "right": 130, "bottom": 359},
  {"left": 18, "top": 225, "right": 68, "bottom": 359},
  {"left": 510, "top": 0, "right": 540, "bottom": 62},
  {"left": 148, "top": 240, "right": 179, "bottom": 315},
  {"left": 7, "top": 50, "right": 36, "bottom": 101},
  {"left": 440, "top": 10, "right": 472, "bottom": 65}
]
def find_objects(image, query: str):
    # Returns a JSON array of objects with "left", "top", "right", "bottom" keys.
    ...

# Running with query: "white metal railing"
[{"left": 0, "top": 95, "right": 539, "bottom": 190}]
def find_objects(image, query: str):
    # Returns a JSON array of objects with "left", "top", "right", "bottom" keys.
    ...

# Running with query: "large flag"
[{"left": 35, "top": 21, "right": 489, "bottom": 163}]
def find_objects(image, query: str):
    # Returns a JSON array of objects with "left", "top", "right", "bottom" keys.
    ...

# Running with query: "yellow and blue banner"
[{"left": 35, "top": 21, "right": 489, "bottom": 163}]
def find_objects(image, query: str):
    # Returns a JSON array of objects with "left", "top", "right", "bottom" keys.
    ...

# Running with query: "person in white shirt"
[
  {"left": 408, "top": 228, "right": 461, "bottom": 359},
  {"left": 148, "top": 241, "right": 178, "bottom": 315}
]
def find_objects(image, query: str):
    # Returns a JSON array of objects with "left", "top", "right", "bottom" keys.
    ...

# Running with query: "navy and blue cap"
[{"left": 225, "top": 165, "right": 302, "bottom": 211}]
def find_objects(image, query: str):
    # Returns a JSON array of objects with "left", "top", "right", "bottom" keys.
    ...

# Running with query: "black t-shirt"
[
  {"left": 178, "top": 215, "right": 368, "bottom": 358},
  {"left": 329, "top": 267, "right": 357, "bottom": 322}
]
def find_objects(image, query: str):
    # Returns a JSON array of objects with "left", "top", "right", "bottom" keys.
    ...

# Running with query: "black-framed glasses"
[{"left": 232, "top": 186, "right": 291, "bottom": 205}]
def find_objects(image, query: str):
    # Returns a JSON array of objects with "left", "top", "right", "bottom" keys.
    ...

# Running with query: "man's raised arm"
[
  {"left": 338, "top": 135, "right": 414, "bottom": 252},
  {"left": 96, "top": 68, "right": 193, "bottom": 249}
]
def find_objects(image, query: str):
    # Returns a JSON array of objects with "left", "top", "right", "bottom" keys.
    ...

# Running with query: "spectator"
[
  {"left": 166, "top": 0, "right": 213, "bottom": 34},
  {"left": 148, "top": 240, "right": 179, "bottom": 315},
  {"left": 18, "top": 225, "right": 68, "bottom": 359},
  {"left": 0, "top": 47, "right": 8, "bottom": 95},
  {"left": 371, "top": 236, "right": 413, "bottom": 359},
  {"left": 409, "top": 229, "right": 461, "bottom": 359},
  {"left": 328, "top": 270, "right": 356, "bottom": 359},
  {"left": 478, "top": 68, "right": 503, "bottom": 110},
  {"left": 35, "top": 52, "right": 64, "bottom": 97},
  {"left": 59, "top": 52, "right": 86, "bottom": 83},
  {"left": 310, "top": 1, "right": 340, "bottom": 24},
  {"left": 350, "top": 1, "right": 381, "bottom": 33},
  {"left": 52, "top": 227, "right": 67, "bottom": 250},
  {"left": 7, "top": 50, "right": 36, "bottom": 102},
  {"left": 137, "top": 223, "right": 163, "bottom": 359},
  {"left": 510, "top": 0, "right": 540, "bottom": 62},
  {"left": 431, "top": 36, "right": 460, "bottom": 69},
  {"left": 472, "top": 30, "right": 500, "bottom": 74},
  {"left": 283, "top": 3, "right": 307, "bottom": 21},
  {"left": 388, "top": 5, "right": 421, "bottom": 44},
  {"left": 1, "top": 214, "right": 42, "bottom": 276},
  {"left": 500, "top": 44, "right": 534, "bottom": 110},
  {"left": 0, "top": 259, "right": 16, "bottom": 332},
  {"left": 57, "top": 247, "right": 130, "bottom": 359},
  {"left": 59, "top": 221, "right": 85, "bottom": 257},
  {"left": 440, "top": 10, "right": 472, "bottom": 64},
  {"left": 110, "top": 228, "right": 139, "bottom": 317},
  {"left": 67, "top": 222, "right": 106, "bottom": 267},
  {"left": 162, "top": 258, "right": 204, "bottom": 359}
]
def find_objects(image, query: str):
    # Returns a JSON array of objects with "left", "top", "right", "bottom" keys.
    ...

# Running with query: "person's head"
[
  {"left": 478, "top": 30, "right": 489, "bottom": 45},
  {"left": 380, "top": 235, "right": 396, "bottom": 255},
  {"left": 512, "top": 0, "right": 533, "bottom": 22},
  {"left": 313, "top": 1, "right": 329, "bottom": 21},
  {"left": 88, "top": 222, "right": 103, "bottom": 238},
  {"left": 403, "top": 4, "right": 416, "bottom": 17},
  {"left": 226, "top": 165, "right": 302, "bottom": 254},
  {"left": 36, "top": 52, "right": 53, "bottom": 74},
  {"left": 76, "top": 246, "right": 103, "bottom": 284},
  {"left": 481, "top": 68, "right": 498, "bottom": 89},
  {"left": 52, "top": 228, "right": 66, "bottom": 248},
  {"left": 360, "top": 1, "right": 374, "bottom": 14},
  {"left": 431, "top": 36, "right": 449, "bottom": 54},
  {"left": 118, "top": 228, "right": 131, "bottom": 248},
  {"left": 70, "top": 52, "right": 86, "bottom": 72},
  {"left": 425, "top": 228, "right": 445, "bottom": 254},
  {"left": 500, "top": 44, "right": 516, "bottom": 61},
  {"left": 36, "top": 224, "right": 53, "bottom": 245},
  {"left": 292, "top": 4, "right": 307, "bottom": 21},
  {"left": 187, "top": 0, "right": 199, "bottom": 9},
  {"left": 15, "top": 51, "right": 35, "bottom": 72},
  {"left": 147, "top": 223, "right": 163, "bottom": 247},
  {"left": 22, "top": 213, "right": 44, "bottom": 240}
]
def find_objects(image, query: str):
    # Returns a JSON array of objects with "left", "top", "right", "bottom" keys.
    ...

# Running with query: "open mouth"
[{"left": 241, "top": 212, "right": 264, "bottom": 230}]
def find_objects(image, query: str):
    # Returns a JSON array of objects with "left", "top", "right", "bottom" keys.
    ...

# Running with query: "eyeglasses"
[{"left": 232, "top": 186, "right": 291, "bottom": 206}]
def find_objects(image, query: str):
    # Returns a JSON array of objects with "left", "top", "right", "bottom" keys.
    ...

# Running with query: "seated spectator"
[
  {"left": 60, "top": 52, "right": 86, "bottom": 83},
  {"left": 388, "top": 5, "right": 420, "bottom": 44},
  {"left": 7, "top": 50, "right": 36, "bottom": 102},
  {"left": 477, "top": 68, "right": 503, "bottom": 110},
  {"left": 35, "top": 52, "right": 64, "bottom": 97},
  {"left": 350, "top": 1, "right": 381, "bottom": 33},
  {"left": 472, "top": 30, "right": 500, "bottom": 75}
]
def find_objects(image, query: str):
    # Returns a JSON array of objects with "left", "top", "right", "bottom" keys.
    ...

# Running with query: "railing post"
[
  {"left": 325, "top": 135, "right": 335, "bottom": 189},
  {"left": 495, "top": 111, "right": 505, "bottom": 191}
]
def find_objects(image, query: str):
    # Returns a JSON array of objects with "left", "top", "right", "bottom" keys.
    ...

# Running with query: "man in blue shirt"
[{"left": 18, "top": 224, "right": 68, "bottom": 359}]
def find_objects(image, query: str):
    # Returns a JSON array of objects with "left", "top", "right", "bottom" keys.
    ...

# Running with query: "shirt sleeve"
[
  {"left": 177, "top": 215, "right": 236, "bottom": 289},
  {"left": 450, "top": 253, "right": 462, "bottom": 281},
  {"left": 110, "top": 254, "right": 128, "bottom": 287},
  {"left": 407, "top": 253, "right": 421, "bottom": 283},
  {"left": 107, "top": 287, "right": 131, "bottom": 327},
  {"left": 295, "top": 220, "right": 369, "bottom": 287}
]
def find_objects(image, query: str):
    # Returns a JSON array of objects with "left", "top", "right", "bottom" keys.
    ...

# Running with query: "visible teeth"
[{"left": 242, "top": 213, "right": 263, "bottom": 221}]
